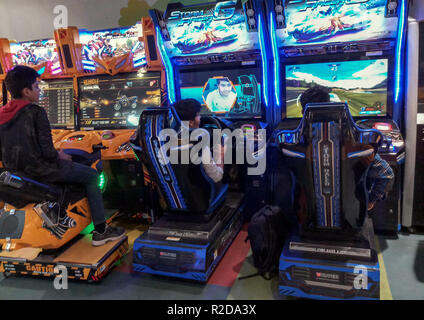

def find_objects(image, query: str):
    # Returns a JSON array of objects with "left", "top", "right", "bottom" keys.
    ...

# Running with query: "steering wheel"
[{"left": 200, "top": 115, "right": 222, "bottom": 131}]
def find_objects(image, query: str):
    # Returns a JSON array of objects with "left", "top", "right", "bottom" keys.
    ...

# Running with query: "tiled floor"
[{"left": 1, "top": 221, "right": 424, "bottom": 300}]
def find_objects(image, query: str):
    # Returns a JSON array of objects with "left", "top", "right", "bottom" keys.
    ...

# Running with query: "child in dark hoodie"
[{"left": 0, "top": 66, "right": 125, "bottom": 246}]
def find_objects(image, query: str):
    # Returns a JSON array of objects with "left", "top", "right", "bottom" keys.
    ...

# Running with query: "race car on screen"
[{"left": 173, "top": 24, "right": 238, "bottom": 53}]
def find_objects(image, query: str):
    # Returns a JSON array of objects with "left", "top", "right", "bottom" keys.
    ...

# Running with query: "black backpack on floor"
[{"left": 243, "top": 205, "right": 288, "bottom": 280}]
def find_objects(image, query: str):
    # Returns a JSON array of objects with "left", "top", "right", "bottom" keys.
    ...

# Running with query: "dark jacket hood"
[{"left": 0, "top": 99, "right": 32, "bottom": 125}]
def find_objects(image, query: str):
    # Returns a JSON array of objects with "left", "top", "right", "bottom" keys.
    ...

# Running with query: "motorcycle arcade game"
[
  {"left": 131, "top": 0, "right": 272, "bottom": 281},
  {"left": 54, "top": 19, "right": 165, "bottom": 218},
  {"left": 267, "top": 0, "right": 409, "bottom": 298},
  {"left": 0, "top": 78, "right": 128, "bottom": 283}
]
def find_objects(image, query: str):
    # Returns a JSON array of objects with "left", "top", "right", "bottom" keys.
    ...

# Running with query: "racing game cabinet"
[
  {"left": 132, "top": 107, "right": 243, "bottom": 281},
  {"left": 275, "top": 102, "right": 381, "bottom": 299}
]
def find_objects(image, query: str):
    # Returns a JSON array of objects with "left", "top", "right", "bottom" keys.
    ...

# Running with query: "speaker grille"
[
  {"left": 62, "top": 44, "right": 74, "bottom": 68},
  {"left": 147, "top": 35, "right": 158, "bottom": 61},
  {"left": 0, "top": 211, "right": 26, "bottom": 239}
]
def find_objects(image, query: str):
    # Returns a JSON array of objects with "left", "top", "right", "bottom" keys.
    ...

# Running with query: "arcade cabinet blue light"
[
  {"left": 394, "top": 0, "right": 407, "bottom": 106},
  {"left": 269, "top": 11, "right": 281, "bottom": 108},
  {"left": 155, "top": 26, "right": 175, "bottom": 105},
  {"left": 258, "top": 14, "right": 268, "bottom": 108}
]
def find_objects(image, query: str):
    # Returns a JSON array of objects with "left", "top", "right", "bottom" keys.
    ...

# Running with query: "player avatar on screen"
[{"left": 203, "top": 77, "right": 237, "bottom": 112}]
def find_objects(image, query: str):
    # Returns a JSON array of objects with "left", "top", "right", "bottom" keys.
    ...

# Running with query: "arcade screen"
[
  {"left": 78, "top": 71, "right": 161, "bottom": 129},
  {"left": 285, "top": 58, "right": 388, "bottom": 118},
  {"left": 38, "top": 78, "right": 74, "bottom": 128},
  {"left": 164, "top": 0, "right": 258, "bottom": 56},
  {"left": 179, "top": 65, "right": 262, "bottom": 118},
  {"left": 278, "top": 0, "right": 398, "bottom": 47},
  {"left": 10, "top": 39, "right": 62, "bottom": 75},
  {"left": 79, "top": 24, "right": 146, "bottom": 69}
]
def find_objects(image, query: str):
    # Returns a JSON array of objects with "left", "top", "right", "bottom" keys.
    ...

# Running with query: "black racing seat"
[
  {"left": 275, "top": 102, "right": 383, "bottom": 241},
  {"left": 0, "top": 170, "right": 86, "bottom": 209},
  {"left": 136, "top": 107, "right": 228, "bottom": 222}
]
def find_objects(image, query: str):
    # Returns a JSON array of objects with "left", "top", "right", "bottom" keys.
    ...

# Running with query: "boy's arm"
[
  {"left": 202, "top": 145, "right": 223, "bottom": 183},
  {"left": 368, "top": 153, "right": 394, "bottom": 206},
  {"left": 34, "top": 106, "right": 58, "bottom": 162}
]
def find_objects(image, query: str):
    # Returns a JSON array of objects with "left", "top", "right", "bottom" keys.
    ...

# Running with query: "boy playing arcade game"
[
  {"left": 0, "top": 66, "right": 125, "bottom": 246},
  {"left": 173, "top": 98, "right": 226, "bottom": 183},
  {"left": 299, "top": 86, "right": 394, "bottom": 211}
]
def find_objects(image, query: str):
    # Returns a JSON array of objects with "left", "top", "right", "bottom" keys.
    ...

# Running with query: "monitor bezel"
[
  {"left": 77, "top": 71, "right": 162, "bottom": 130},
  {"left": 177, "top": 61, "right": 265, "bottom": 121},
  {"left": 281, "top": 54, "right": 394, "bottom": 120}
]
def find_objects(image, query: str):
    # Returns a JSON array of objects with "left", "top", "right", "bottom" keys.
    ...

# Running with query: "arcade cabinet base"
[
  {"left": 0, "top": 234, "right": 128, "bottom": 283},
  {"left": 132, "top": 193, "right": 243, "bottom": 282},
  {"left": 279, "top": 234, "right": 380, "bottom": 300}
]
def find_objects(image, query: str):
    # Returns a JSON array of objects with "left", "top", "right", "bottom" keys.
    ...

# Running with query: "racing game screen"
[
  {"left": 164, "top": 0, "right": 258, "bottom": 57},
  {"left": 78, "top": 72, "right": 161, "bottom": 129},
  {"left": 279, "top": 0, "right": 398, "bottom": 47},
  {"left": 285, "top": 58, "right": 388, "bottom": 118},
  {"left": 179, "top": 66, "right": 262, "bottom": 119},
  {"left": 39, "top": 79, "right": 75, "bottom": 128}
]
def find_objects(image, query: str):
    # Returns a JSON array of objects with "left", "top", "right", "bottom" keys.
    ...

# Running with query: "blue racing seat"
[
  {"left": 136, "top": 107, "right": 228, "bottom": 222},
  {"left": 275, "top": 102, "right": 383, "bottom": 241}
]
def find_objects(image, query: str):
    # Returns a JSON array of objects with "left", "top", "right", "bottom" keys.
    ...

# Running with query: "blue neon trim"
[
  {"left": 394, "top": 0, "right": 406, "bottom": 104},
  {"left": 257, "top": 14, "right": 268, "bottom": 108},
  {"left": 156, "top": 27, "right": 176, "bottom": 104},
  {"left": 270, "top": 11, "right": 281, "bottom": 107}
]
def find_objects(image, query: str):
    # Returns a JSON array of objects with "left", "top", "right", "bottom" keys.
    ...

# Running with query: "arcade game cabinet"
[
  {"left": 152, "top": 0, "right": 274, "bottom": 218},
  {"left": 54, "top": 19, "right": 164, "bottom": 217},
  {"left": 268, "top": 0, "right": 409, "bottom": 299},
  {"left": 268, "top": 0, "right": 408, "bottom": 235},
  {"left": 131, "top": 0, "right": 272, "bottom": 281}
]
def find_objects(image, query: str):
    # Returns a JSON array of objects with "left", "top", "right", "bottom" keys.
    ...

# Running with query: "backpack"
[{"left": 243, "top": 205, "right": 288, "bottom": 280}]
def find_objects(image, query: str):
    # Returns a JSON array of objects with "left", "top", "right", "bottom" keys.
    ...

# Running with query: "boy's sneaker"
[{"left": 92, "top": 225, "right": 126, "bottom": 246}]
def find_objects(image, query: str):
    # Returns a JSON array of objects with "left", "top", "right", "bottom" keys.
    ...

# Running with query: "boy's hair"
[
  {"left": 4, "top": 66, "right": 39, "bottom": 99},
  {"left": 217, "top": 78, "right": 230, "bottom": 85},
  {"left": 299, "top": 86, "right": 331, "bottom": 113},
  {"left": 174, "top": 99, "right": 201, "bottom": 121}
]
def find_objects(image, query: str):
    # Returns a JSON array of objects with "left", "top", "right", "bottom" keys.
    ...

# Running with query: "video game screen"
[
  {"left": 78, "top": 71, "right": 161, "bottom": 129},
  {"left": 277, "top": 0, "right": 398, "bottom": 47},
  {"left": 10, "top": 39, "right": 62, "bottom": 75},
  {"left": 163, "top": 0, "right": 258, "bottom": 57},
  {"left": 79, "top": 24, "right": 146, "bottom": 70},
  {"left": 179, "top": 65, "right": 262, "bottom": 118},
  {"left": 38, "top": 78, "right": 75, "bottom": 128},
  {"left": 285, "top": 58, "right": 388, "bottom": 118}
]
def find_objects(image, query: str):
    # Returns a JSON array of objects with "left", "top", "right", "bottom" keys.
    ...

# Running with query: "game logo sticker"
[
  {"left": 277, "top": 0, "right": 398, "bottom": 47},
  {"left": 164, "top": 0, "right": 258, "bottom": 56},
  {"left": 285, "top": 58, "right": 388, "bottom": 117},
  {"left": 79, "top": 24, "right": 146, "bottom": 67},
  {"left": 10, "top": 39, "right": 62, "bottom": 74}
]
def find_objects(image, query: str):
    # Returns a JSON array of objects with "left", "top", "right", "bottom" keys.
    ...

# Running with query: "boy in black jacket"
[{"left": 0, "top": 66, "right": 124, "bottom": 246}]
